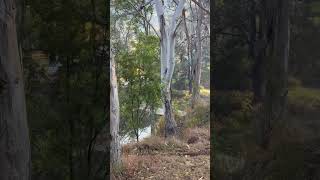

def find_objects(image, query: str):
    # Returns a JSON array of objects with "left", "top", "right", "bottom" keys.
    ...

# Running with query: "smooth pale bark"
[
  {"left": 191, "top": 2, "right": 203, "bottom": 108},
  {"left": 110, "top": 52, "right": 121, "bottom": 167},
  {"left": 182, "top": 9, "right": 193, "bottom": 94},
  {"left": 154, "top": 0, "right": 186, "bottom": 137},
  {"left": 255, "top": 0, "right": 290, "bottom": 148},
  {"left": 0, "top": 0, "right": 31, "bottom": 179}
]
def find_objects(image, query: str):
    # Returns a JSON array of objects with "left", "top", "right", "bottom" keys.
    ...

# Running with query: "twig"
[{"left": 127, "top": 0, "right": 160, "bottom": 38}]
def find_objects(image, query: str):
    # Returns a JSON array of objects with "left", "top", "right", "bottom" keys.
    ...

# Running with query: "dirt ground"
[{"left": 113, "top": 127, "right": 210, "bottom": 180}]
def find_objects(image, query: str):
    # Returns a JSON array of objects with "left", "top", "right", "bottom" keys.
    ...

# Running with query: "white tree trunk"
[
  {"left": 191, "top": 2, "right": 203, "bottom": 108},
  {"left": 154, "top": 0, "right": 185, "bottom": 137},
  {"left": 0, "top": 0, "right": 31, "bottom": 179},
  {"left": 110, "top": 51, "right": 121, "bottom": 167},
  {"left": 182, "top": 9, "right": 193, "bottom": 94}
]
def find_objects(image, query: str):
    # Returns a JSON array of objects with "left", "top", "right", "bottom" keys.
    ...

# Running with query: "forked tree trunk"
[
  {"left": 154, "top": 0, "right": 185, "bottom": 138},
  {"left": 110, "top": 52, "right": 121, "bottom": 167},
  {"left": 0, "top": 0, "right": 31, "bottom": 179}
]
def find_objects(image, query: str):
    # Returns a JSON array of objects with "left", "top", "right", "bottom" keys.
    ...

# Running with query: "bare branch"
[
  {"left": 169, "top": 0, "right": 186, "bottom": 36},
  {"left": 127, "top": 0, "right": 160, "bottom": 38},
  {"left": 191, "top": 0, "right": 210, "bottom": 15},
  {"left": 174, "top": 19, "right": 183, "bottom": 35}
]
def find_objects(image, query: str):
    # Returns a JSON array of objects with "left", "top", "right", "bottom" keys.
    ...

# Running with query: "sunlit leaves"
[{"left": 116, "top": 34, "right": 161, "bottom": 137}]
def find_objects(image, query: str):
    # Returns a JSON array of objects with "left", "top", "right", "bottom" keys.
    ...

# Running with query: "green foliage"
[
  {"left": 266, "top": 142, "right": 305, "bottom": 180},
  {"left": 213, "top": 91, "right": 253, "bottom": 121},
  {"left": 200, "top": 86, "right": 210, "bottom": 97},
  {"left": 288, "top": 76, "right": 302, "bottom": 88},
  {"left": 310, "top": 2, "right": 320, "bottom": 14},
  {"left": 24, "top": 0, "right": 108, "bottom": 179},
  {"left": 117, "top": 34, "right": 161, "bottom": 138},
  {"left": 212, "top": 47, "right": 251, "bottom": 90},
  {"left": 187, "top": 101, "right": 210, "bottom": 127},
  {"left": 172, "top": 89, "right": 188, "bottom": 99},
  {"left": 155, "top": 116, "right": 165, "bottom": 137},
  {"left": 288, "top": 87, "right": 320, "bottom": 114},
  {"left": 26, "top": 61, "right": 107, "bottom": 179},
  {"left": 172, "top": 90, "right": 191, "bottom": 111},
  {"left": 32, "top": 130, "right": 69, "bottom": 179},
  {"left": 290, "top": 0, "right": 320, "bottom": 87}
]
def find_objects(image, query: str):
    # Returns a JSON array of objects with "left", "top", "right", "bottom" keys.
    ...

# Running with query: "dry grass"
[
  {"left": 114, "top": 127, "right": 210, "bottom": 180},
  {"left": 116, "top": 154, "right": 210, "bottom": 180},
  {"left": 181, "top": 128, "right": 210, "bottom": 145}
]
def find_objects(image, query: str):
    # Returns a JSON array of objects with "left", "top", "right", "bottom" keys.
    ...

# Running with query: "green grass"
[
  {"left": 288, "top": 87, "right": 320, "bottom": 112},
  {"left": 213, "top": 85, "right": 320, "bottom": 179},
  {"left": 310, "top": 2, "right": 320, "bottom": 14},
  {"left": 308, "top": 2, "right": 320, "bottom": 25},
  {"left": 172, "top": 91, "right": 191, "bottom": 112}
]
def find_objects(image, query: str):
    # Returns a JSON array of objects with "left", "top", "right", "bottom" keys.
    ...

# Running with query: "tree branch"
[
  {"left": 191, "top": 0, "right": 210, "bottom": 15},
  {"left": 127, "top": 0, "right": 160, "bottom": 38}
]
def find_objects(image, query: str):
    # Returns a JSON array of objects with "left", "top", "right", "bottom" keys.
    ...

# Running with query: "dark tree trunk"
[
  {"left": 188, "top": 67, "right": 193, "bottom": 94},
  {"left": 0, "top": 0, "right": 31, "bottom": 179},
  {"left": 66, "top": 56, "right": 74, "bottom": 180},
  {"left": 164, "top": 91, "right": 177, "bottom": 138},
  {"left": 136, "top": 133, "right": 139, "bottom": 143},
  {"left": 255, "top": 0, "right": 290, "bottom": 148},
  {"left": 248, "top": 0, "right": 266, "bottom": 104}
]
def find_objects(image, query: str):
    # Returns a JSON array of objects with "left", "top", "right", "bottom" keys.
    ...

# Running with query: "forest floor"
[
  {"left": 113, "top": 126, "right": 210, "bottom": 180},
  {"left": 213, "top": 86, "right": 320, "bottom": 179}
]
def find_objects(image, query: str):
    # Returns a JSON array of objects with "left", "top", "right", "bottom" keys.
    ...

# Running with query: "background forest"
[
  {"left": 21, "top": 0, "right": 108, "bottom": 179},
  {"left": 212, "top": 0, "right": 320, "bottom": 179},
  {"left": 111, "top": 0, "right": 210, "bottom": 179},
  {"left": 1, "top": 0, "right": 320, "bottom": 180}
]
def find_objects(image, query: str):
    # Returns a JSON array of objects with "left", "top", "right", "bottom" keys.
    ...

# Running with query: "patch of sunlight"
[
  {"left": 288, "top": 87, "right": 320, "bottom": 108},
  {"left": 200, "top": 86, "right": 210, "bottom": 97}
]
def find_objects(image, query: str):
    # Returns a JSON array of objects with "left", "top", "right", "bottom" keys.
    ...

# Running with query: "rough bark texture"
[
  {"left": 110, "top": 52, "right": 121, "bottom": 167},
  {"left": 163, "top": 88, "right": 176, "bottom": 137},
  {"left": 249, "top": 0, "right": 267, "bottom": 104},
  {"left": 255, "top": 0, "right": 290, "bottom": 148},
  {"left": 248, "top": 0, "right": 260, "bottom": 103},
  {"left": 154, "top": 0, "right": 185, "bottom": 138},
  {"left": 191, "top": 2, "right": 203, "bottom": 108},
  {"left": 0, "top": 0, "right": 31, "bottom": 179}
]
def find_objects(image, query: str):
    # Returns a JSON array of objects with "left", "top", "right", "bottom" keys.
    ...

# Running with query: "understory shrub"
[
  {"left": 155, "top": 116, "right": 165, "bottom": 137},
  {"left": 288, "top": 76, "right": 302, "bottom": 88},
  {"left": 187, "top": 100, "right": 210, "bottom": 127},
  {"left": 288, "top": 87, "right": 320, "bottom": 114},
  {"left": 213, "top": 91, "right": 253, "bottom": 123}
]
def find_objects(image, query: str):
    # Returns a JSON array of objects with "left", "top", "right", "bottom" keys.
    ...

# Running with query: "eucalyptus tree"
[
  {"left": 117, "top": 34, "right": 161, "bottom": 142},
  {"left": 191, "top": 0, "right": 204, "bottom": 107},
  {"left": 178, "top": 0, "right": 210, "bottom": 106},
  {"left": 24, "top": 0, "right": 108, "bottom": 179},
  {"left": 112, "top": 0, "right": 161, "bottom": 141},
  {"left": 110, "top": 50, "right": 121, "bottom": 167},
  {"left": 0, "top": 0, "right": 31, "bottom": 179},
  {"left": 255, "top": 0, "right": 290, "bottom": 148},
  {"left": 110, "top": 0, "right": 122, "bottom": 169},
  {"left": 154, "top": 0, "right": 186, "bottom": 137}
]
